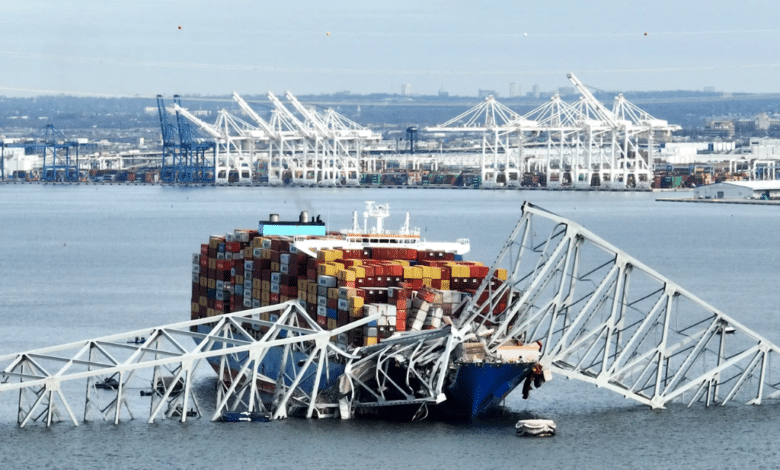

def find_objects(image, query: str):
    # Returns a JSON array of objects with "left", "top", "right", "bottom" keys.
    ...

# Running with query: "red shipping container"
[
  {"left": 270, "top": 293, "right": 279, "bottom": 303},
  {"left": 216, "top": 259, "right": 231, "bottom": 271}
]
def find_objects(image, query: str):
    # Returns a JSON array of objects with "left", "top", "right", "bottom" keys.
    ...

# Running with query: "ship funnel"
[
  {"left": 270, "top": 214, "right": 279, "bottom": 222},
  {"left": 300, "top": 211, "right": 309, "bottom": 223}
]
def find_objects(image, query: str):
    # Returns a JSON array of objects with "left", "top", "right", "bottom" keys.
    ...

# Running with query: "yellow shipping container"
[
  {"left": 253, "top": 279, "right": 262, "bottom": 290},
  {"left": 393, "top": 259, "right": 410, "bottom": 267},
  {"left": 199, "top": 296, "right": 208, "bottom": 307},
  {"left": 440, "top": 280, "right": 450, "bottom": 290},
  {"left": 351, "top": 266, "right": 366, "bottom": 278},
  {"left": 317, "top": 250, "right": 340, "bottom": 262},
  {"left": 339, "top": 269, "right": 357, "bottom": 282},
  {"left": 328, "top": 287, "right": 339, "bottom": 300},
  {"left": 349, "top": 306, "right": 364, "bottom": 317},
  {"left": 327, "top": 318, "right": 338, "bottom": 330},
  {"left": 235, "top": 275, "right": 243, "bottom": 285},
  {"left": 404, "top": 266, "right": 423, "bottom": 279},
  {"left": 349, "top": 296, "right": 364, "bottom": 308},
  {"left": 422, "top": 278, "right": 432, "bottom": 287},
  {"left": 252, "top": 288, "right": 261, "bottom": 299},
  {"left": 495, "top": 268, "right": 508, "bottom": 281},
  {"left": 364, "top": 337, "right": 378, "bottom": 346},
  {"left": 244, "top": 247, "right": 253, "bottom": 259},
  {"left": 318, "top": 263, "right": 337, "bottom": 276},
  {"left": 271, "top": 262, "right": 280, "bottom": 272}
]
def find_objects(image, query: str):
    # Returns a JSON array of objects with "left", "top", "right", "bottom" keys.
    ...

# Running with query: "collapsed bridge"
[{"left": 2, "top": 202, "right": 780, "bottom": 427}]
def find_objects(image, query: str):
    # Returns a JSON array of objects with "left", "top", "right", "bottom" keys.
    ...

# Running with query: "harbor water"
[{"left": 2, "top": 184, "right": 780, "bottom": 469}]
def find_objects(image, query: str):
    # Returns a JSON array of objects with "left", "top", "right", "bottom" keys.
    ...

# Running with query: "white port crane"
[
  {"left": 426, "top": 96, "right": 537, "bottom": 187},
  {"left": 285, "top": 92, "right": 362, "bottom": 185},
  {"left": 232, "top": 92, "right": 303, "bottom": 185},
  {"left": 172, "top": 104, "right": 258, "bottom": 184}
]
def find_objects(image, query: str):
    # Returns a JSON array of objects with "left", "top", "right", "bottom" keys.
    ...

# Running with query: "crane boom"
[{"left": 172, "top": 103, "right": 223, "bottom": 140}]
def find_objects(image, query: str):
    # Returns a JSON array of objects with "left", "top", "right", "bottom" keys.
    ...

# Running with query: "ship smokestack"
[
  {"left": 270, "top": 214, "right": 279, "bottom": 222},
  {"left": 300, "top": 211, "right": 309, "bottom": 223}
]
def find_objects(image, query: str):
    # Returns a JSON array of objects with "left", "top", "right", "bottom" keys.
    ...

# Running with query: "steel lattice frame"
[
  {"left": 458, "top": 202, "right": 780, "bottom": 408},
  {"left": 0, "top": 302, "right": 377, "bottom": 426}
]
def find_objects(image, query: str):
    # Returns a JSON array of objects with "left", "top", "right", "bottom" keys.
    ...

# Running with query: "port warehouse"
[
  {"left": 692, "top": 180, "right": 780, "bottom": 200},
  {"left": 2, "top": 75, "right": 780, "bottom": 189}
]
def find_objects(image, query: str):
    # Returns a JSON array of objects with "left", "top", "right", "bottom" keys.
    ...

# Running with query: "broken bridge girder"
[
  {"left": 0, "top": 302, "right": 373, "bottom": 427},
  {"left": 460, "top": 201, "right": 780, "bottom": 408}
]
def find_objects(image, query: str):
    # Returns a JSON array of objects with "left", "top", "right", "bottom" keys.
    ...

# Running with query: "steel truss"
[
  {"left": 0, "top": 302, "right": 376, "bottom": 426},
  {"left": 459, "top": 202, "right": 780, "bottom": 408}
]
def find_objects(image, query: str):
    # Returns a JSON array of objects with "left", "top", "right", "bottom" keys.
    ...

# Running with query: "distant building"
[
  {"left": 478, "top": 89, "right": 497, "bottom": 98},
  {"left": 748, "top": 138, "right": 780, "bottom": 158},
  {"left": 401, "top": 83, "right": 412, "bottom": 96},
  {"left": 531, "top": 85, "right": 541, "bottom": 98},
  {"left": 703, "top": 120, "right": 734, "bottom": 139},
  {"left": 509, "top": 82, "right": 521, "bottom": 98},
  {"left": 694, "top": 180, "right": 780, "bottom": 200},
  {"left": 558, "top": 87, "right": 576, "bottom": 96}
]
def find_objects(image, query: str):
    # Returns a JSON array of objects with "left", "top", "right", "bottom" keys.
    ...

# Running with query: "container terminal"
[{"left": 1, "top": 72, "right": 777, "bottom": 192}]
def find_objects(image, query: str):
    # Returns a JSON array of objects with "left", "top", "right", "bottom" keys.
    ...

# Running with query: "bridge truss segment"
[
  {"left": 0, "top": 302, "right": 377, "bottom": 427},
  {"left": 0, "top": 300, "right": 471, "bottom": 427},
  {"left": 458, "top": 202, "right": 780, "bottom": 408}
]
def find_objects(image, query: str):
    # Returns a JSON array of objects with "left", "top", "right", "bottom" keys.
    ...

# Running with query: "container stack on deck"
[{"left": 191, "top": 231, "right": 508, "bottom": 347}]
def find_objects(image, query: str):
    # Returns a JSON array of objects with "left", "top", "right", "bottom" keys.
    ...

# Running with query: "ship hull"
[{"left": 197, "top": 326, "right": 533, "bottom": 419}]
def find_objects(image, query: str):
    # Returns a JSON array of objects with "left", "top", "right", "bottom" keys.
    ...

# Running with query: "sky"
[{"left": 1, "top": 1, "right": 780, "bottom": 98}]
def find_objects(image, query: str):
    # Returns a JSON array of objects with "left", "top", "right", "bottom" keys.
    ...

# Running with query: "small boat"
[
  {"left": 515, "top": 419, "right": 556, "bottom": 437},
  {"left": 221, "top": 411, "right": 270, "bottom": 423},
  {"left": 95, "top": 377, "right": 119, "bottom": 390}
]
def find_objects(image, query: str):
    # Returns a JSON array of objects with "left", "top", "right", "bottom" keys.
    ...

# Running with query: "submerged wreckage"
[{"left": 3, "top": 202, "right": 780, "bottom": 426}]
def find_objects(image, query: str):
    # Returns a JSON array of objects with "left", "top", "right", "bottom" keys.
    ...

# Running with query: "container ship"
[{"left": 190, "top": 202, "right": 546, "bottom": 419}]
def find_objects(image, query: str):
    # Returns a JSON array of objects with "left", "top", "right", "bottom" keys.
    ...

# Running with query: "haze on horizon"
[{"left": 1, "top": 1, "right": 779, "bottom": 99}]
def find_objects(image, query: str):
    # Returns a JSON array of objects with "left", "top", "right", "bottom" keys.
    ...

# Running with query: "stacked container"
[{"left": 191, "top": 231, "right": 507, "bottom": 347}]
